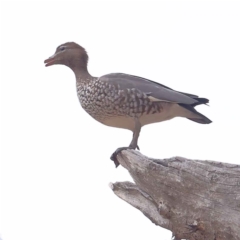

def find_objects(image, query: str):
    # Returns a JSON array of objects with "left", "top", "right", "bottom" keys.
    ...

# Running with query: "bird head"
[{"left": 44, "top": 42, "right": 88, "bottom": 70}]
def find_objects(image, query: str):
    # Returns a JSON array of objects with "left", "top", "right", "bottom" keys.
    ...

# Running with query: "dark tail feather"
[
  {"left": 187, "top": 116, "right": 212, "bottom": 124},
  {"left": 179, "top": 103, "right": 212, "bottom": 124},
  {"left": 192, "top": 98, "right": 209, "bottom": 107}
]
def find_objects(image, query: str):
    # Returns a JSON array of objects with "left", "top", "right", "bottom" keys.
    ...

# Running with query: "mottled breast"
[{"left": 76, "top": 78, "right": 163, "bottom": 124}]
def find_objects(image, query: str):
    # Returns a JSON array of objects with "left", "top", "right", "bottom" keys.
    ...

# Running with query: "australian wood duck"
[{"left": 44, "top": 42, "right": 211, "bottom": 167}]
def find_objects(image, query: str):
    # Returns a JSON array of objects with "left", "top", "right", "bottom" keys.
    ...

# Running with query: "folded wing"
[{"left": 100, "top": 73, "right": 201, "bottom": 105}]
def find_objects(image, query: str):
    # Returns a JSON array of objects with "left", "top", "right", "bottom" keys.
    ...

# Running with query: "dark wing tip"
[{"left": 192, "top": 98, "right": 210, "bottom": 107}]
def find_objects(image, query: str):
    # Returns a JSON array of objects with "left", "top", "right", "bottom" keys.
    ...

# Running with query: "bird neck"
[
  {"left": 65, "top": 57, "right": 92, "bottom": 83},
  {"left": 74, "top": 67, "right": 94, "bottom": 85}
]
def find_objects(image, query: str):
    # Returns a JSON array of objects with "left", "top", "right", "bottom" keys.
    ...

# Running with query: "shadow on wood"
[{"left": 110, "top": 150, "right": 240, "bottom": 240}]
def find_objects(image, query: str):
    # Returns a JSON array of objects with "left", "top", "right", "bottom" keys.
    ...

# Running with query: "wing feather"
[{"left": 100, "top": 73, "right": 198, "bottom": 105}]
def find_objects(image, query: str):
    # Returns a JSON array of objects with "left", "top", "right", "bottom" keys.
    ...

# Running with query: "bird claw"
[{"left": 110, "top": 147, "right": 134, "bottom": 168}]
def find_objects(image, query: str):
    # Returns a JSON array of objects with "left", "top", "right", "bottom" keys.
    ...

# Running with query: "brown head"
[{"left": 44, "top": 42, "right": 89, "bottom": 72}]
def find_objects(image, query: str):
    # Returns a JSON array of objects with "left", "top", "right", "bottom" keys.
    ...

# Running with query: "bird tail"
[
  {"left": 187, "top": 114, "right": 212, "bottom": 124},
  {"left": 191, "top": 97, "right": 209, "bottom": 107},
  {"left": 179, "top": 101, "right": 212, "bottom": 124}
]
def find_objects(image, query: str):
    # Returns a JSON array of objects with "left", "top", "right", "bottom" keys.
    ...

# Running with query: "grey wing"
[{"left": 100, "top": 73, "right": 198, "bottom": 105}]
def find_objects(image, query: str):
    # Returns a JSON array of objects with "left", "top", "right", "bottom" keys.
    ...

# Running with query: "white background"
[{"left": 1, "top": 1, "right": 240, "bottom": 240}]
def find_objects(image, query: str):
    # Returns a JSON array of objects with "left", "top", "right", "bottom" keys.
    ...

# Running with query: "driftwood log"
[{"left": 110, "top": 150, "right": 240, "bottom": 240}]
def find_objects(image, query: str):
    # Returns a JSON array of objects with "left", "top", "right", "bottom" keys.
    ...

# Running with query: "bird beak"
[{"left": 44, "top": 54, "right": 57, "bottom": 67}]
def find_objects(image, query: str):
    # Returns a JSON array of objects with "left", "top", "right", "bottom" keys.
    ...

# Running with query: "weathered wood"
[{"left": 110, "top": 150, "right": 240, "bottom": 240}]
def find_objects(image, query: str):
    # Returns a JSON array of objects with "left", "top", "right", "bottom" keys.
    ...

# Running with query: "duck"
[{"left": 44, "top": 42, "right": 211, "bottom": 167}]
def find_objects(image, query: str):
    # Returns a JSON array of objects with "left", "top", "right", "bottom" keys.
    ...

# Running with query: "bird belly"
[
  {"left": 139, "top": 111, "right": 175, "bottom": 126},
  {"left": 101, "top": 116, "right": 135, "bottom": 131},
  {"left": 99, "top": 103, "right": 184, "bottom": 129},
  {"left": 139, "top": 102, "right": 190, "bottom": 126}
]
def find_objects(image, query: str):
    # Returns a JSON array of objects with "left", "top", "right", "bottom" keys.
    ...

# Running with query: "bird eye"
[{"left": 59, "top": 46, "right": 65, "bottom": 51}]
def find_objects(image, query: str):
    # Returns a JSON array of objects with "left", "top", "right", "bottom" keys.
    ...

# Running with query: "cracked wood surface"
[{"left": 110, "top": 150, "right": 240, "bottom": 240}]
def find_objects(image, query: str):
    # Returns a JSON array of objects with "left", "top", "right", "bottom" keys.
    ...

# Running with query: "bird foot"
[{"left": 110, "top": 147, "right": 134, "bottom": 168}]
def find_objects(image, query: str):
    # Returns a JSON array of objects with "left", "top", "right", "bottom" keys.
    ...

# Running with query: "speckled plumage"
[
  {"left": 76, "top": 77, "right": 163, "bottom": 127},
  {"left": 44, "top": 42, "right": 212, "bottom": 167}
]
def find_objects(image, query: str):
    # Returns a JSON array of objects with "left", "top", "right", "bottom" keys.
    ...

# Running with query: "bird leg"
[
  {"left": 129, "top": 119, "right": 141, "bottom": 149},
  {"left": 110, "top": 118, "right": 141, "bottom": 167}
]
